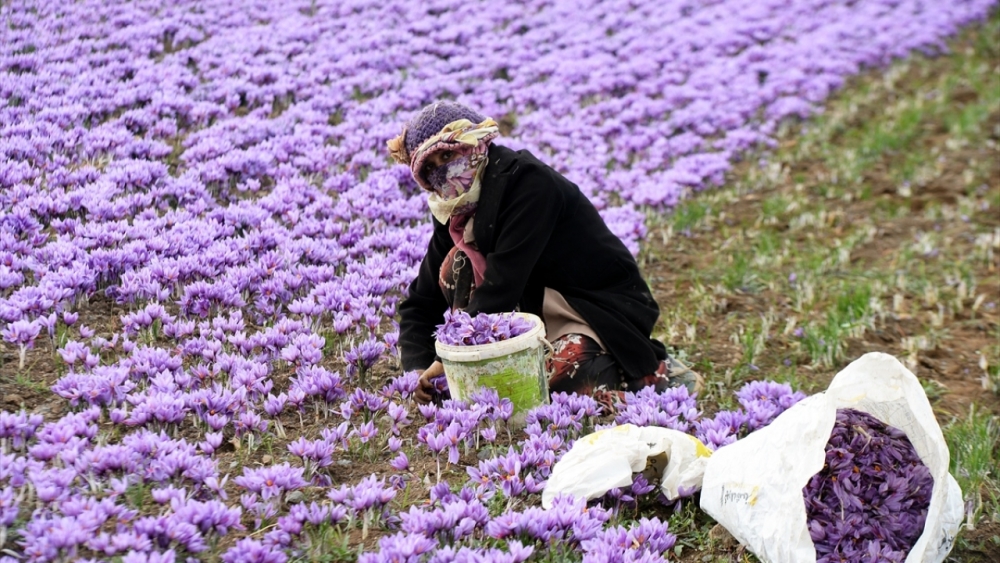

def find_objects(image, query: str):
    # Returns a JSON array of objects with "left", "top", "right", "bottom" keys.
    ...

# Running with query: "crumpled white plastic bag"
[
  {"left": 541, "top": 423, "right": 712, "bottom": 509},
  {"left": 700, "top": 352, "right": 963, "bottom": 563}
]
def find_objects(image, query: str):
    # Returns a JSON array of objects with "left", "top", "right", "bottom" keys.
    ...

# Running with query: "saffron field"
[{"left": 1, "top": 1, "right": 998, "bottom": 561}]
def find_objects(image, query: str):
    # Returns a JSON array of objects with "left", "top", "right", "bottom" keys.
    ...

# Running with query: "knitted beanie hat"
[{"left": 403, "top": 101, "right": 487, "bottom": 157}]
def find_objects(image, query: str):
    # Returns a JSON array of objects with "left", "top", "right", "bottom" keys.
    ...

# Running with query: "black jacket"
[{"left": 398, "top": 145, "right": 667, "bottom": 379}]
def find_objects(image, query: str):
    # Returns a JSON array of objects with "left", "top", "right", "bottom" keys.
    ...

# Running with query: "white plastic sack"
[
  {"left": 541, "top": 423, "right": 712, "bottom": 509},
  {"left": 701, "top": 352, "right": 963, "bottom": 563}
]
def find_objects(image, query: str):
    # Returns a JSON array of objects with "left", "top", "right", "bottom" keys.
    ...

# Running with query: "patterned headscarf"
[
  {"left": 387, "top": 104, "right": 500, "bottom": 224},
  {"left": 388, "top": 103, "right": 500, "bottom": 285}
]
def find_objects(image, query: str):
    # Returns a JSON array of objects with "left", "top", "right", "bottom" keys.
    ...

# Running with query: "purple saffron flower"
[
  {"left": 389, "top": 452, "right": 409, "bottom": 472},
  {"left": 221, "top": 538, "right": 287, "bottom": 563}
]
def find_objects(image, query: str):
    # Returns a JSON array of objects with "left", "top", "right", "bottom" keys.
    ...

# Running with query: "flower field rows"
[{"left": 0, "top": 0, "right": 996, "bottom": 561}]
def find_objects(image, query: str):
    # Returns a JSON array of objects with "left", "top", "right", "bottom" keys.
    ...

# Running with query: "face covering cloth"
[{"left": 388, "top": 117, "right": 500, "bottom": 286}]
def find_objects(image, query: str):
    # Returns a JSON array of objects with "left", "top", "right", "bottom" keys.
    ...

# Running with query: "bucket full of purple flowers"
[{"left": 434, "top": 311, "right": 551, "bottom": 420}]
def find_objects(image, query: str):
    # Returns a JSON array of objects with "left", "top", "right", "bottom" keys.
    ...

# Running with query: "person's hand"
[{"left": 414, "top": 361, "right": 444, "bottom": 404}]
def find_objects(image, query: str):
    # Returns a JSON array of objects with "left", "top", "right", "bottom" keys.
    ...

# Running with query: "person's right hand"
[{"left": 413, "top": 361, "right": 444, "bottom": 404}]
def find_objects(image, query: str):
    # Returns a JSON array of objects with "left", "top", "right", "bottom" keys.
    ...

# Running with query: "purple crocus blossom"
[
  {"left": 581, "top": 516, "right": 677, "bottom": 563},
  {"left": 693, "top": 380, "right": 804, "bottom": 450},
  {"left": 234, "top": 464, "right": 308, "bottom": 501}
]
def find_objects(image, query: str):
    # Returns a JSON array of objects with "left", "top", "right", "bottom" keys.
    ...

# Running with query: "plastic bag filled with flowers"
[
  {"left": 700, "top": 352, "right": 964, "bottom": 563},
  {"left": 803, "top": 408, "right": 934, "bottom": 562}
]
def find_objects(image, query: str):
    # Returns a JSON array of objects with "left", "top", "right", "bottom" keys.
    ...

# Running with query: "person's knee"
[{"left": 547, "top": 352, "right": 623, "bottom": 395}]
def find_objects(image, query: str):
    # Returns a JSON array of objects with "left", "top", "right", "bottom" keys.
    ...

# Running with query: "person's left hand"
[{"left": 413, "top": 361, "right": 444, "bottom": 404}]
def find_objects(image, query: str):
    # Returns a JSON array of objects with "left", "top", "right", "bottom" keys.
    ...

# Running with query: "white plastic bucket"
[{"left": 434, "top": 313, "right": 552, "bottom": 422}]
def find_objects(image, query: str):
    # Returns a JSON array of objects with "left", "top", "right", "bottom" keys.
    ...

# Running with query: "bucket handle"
[{"left": 538, "top": 336, "right": 555, "bottom": 375}]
